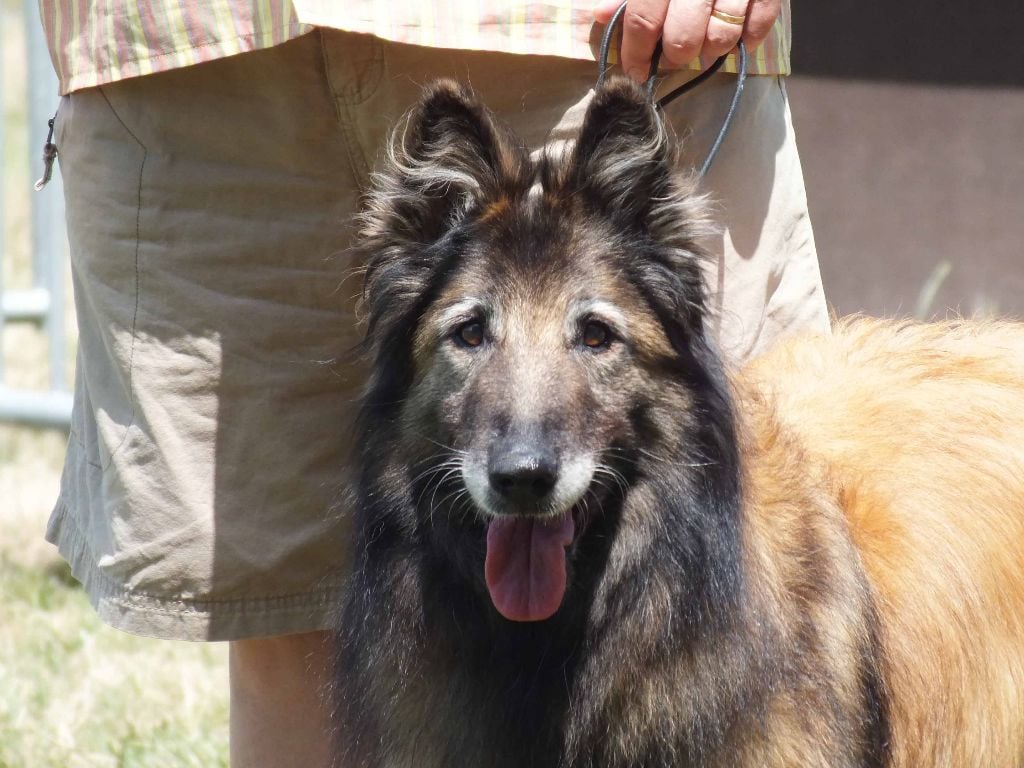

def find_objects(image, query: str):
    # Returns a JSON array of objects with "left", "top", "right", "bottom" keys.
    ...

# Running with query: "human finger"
[
  {"left": 593, "top": 0, "right": 625, "bottom": 24},
  {"left": 660, "top": 0, "right": 713, "bottom": 68},
  {"left": 742, "top": 0, "right": 780, "bottom": 48},
  {"left": 701, "top": 0, "right": 749, "bottom": 60},
  {"left": 617, "top": 0, "right": 670, "bottom": 81}
]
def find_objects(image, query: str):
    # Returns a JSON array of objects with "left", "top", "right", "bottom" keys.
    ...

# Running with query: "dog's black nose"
[{"left": 488, "top": 446, "right": 559, "bottom": 505}]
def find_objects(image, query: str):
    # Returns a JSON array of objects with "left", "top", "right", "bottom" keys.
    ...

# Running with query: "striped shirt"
[{"left": 39, "top": 1, "right": 791, "bottom": 95}]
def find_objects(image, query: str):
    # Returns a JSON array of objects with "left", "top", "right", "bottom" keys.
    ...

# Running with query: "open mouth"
[
  {"left": 483, "top": 508, "right": 581, "bottom": 622},
  {"left": 461, "top": 450, "right": 604, "bottom": 622}
]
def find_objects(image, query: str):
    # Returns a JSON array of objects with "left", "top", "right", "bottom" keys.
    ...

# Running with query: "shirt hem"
[
  {"left": 57, "top": 23, "right": 316, "bottom": 95},
  {"left": 56, "top": 23, "right": 787, "bottom": 94}
]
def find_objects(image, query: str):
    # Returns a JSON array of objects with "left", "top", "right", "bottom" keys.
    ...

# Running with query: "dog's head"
[{"left": 356, "top": 78, "right": 737, "bottom": 624}]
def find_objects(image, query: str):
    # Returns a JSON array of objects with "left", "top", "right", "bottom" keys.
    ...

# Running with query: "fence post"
[
  {"left": 0, "top": 8, "right": 7, "bottom": 386},
  {"left": 0, "top": 3, "right": 73, "bottom": 428},
  {"left": 25, "top": 0, "right": 67, "bottom": 394}
]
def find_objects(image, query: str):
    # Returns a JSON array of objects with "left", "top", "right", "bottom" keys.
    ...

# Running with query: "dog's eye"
[
  {"left": 454, "top": 320, "right": 485, "bottom": 349},
  {"left": 581, "top": 321, "right": 612, "bottom": 350}
]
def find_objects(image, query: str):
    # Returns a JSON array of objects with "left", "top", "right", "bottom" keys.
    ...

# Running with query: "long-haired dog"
[{"left": 335, "top": 77, "right": 1024, "bottom": 767}]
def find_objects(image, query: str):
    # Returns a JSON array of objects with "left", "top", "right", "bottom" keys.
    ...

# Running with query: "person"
[{"left": 38, "top": 1, "right": 828, "bottom": 765}]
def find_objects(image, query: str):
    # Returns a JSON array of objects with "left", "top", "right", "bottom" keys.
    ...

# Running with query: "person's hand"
[{"left": 593, "top": 0, "right": 781, "bottom": 81}]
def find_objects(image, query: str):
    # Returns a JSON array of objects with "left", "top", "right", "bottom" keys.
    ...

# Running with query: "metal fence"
[{"left": 0, "top": 1, "right": 72, "bottom": 429}]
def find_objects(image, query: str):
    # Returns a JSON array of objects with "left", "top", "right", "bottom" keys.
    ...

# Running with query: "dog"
[{"left": 334, "top": 77, "right": 1024, "bottom": 767}]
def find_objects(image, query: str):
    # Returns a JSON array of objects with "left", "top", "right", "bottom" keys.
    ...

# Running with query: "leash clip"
[{"left": 34, "top": 116, "right": 58, "bottom": 191}]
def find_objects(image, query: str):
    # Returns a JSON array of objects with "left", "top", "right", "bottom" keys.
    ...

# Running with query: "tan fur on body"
[{"left": 738, "top": 318, "right": 1024, "bottom": 766}]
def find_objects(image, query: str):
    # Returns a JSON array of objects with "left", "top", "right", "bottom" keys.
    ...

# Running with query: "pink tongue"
[{"left": 485, "top": 512, "right": 575, "bottom": 622}]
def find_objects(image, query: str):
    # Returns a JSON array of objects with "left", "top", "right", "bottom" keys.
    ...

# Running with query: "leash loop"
[{"left": 595, "top": 0, "right": 748, "bottom": 178}]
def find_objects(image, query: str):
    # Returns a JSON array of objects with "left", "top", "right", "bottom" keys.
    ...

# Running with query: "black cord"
[
  {"left": 695, "top": 41, "right": 746, "bottom": 177},
  {"left": 595, "top": 0, "right": 748, "bottom": 177},
  {"left": 596, "top": 1, "right": 631, "bottom": 89}
]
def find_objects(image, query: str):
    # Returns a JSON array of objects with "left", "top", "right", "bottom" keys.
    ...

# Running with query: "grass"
[
  {"left": 0, "top": 495, "right": 230, "bottom": 767},
  {"left": 2, "top": 4, "right": 230, "bottom": 766}
]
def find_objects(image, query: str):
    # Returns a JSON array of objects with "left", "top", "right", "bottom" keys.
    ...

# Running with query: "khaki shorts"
[{"left": 47, "top": 29, "right": 828, "bottom": 641}]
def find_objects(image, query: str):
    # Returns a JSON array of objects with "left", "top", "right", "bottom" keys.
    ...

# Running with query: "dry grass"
[{"left": 1, "top": 3, "right": 229, "bottom": 766}]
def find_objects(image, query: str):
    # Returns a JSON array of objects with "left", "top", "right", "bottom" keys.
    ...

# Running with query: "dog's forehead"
[{"left": 451, "top": 211, "right": 624, "bottom": 302}]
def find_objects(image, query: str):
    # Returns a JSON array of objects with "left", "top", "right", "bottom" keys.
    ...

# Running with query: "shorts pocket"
[{"left": 61, "top": 86, "right": 147, "bottom": 469}]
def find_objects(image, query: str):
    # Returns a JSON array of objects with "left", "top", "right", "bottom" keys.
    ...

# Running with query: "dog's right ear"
[
  {"left": 362, "top": 80, "right": 525, "bottom": 248},
  {"left": 358, "top": 81, "right": 525, "bottom": 368}
]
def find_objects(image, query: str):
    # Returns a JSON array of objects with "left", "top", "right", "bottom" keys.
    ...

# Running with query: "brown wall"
[
  {"left": 788, "top": 78, "right": 1024, "bottom": 319},
  {"left": 786, "top": 1, "right": 1024, "bottom": 319}
]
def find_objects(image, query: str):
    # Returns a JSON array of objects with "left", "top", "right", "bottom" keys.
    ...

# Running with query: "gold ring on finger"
[{"left": 710, "top": 8, "right": 746, "bottom": 25}]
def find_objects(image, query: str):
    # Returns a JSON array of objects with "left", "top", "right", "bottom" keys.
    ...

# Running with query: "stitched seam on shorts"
[
  {"left": 51, "top": 499, "right": 345, "bottom": 614},
  {"left": 323, "top": 30, "right": 384, "bottom": 106},
  {"left": 321, "top": 41, "right": 369, "bottom": 187},
  {"left": 88, "top": 87, "right": 146, "bottom": 472},
  {"left": 320, "top": 31, "right": 383, "bottom": 188},
  {"left": 318, "top": 30, "right": 364, "bottom": 187},
  {"left": 102, "top": 587, "right": 343, "bottom": 616},
  {"left": 335, "top": 100, "right": 371, "bottom": 187}
]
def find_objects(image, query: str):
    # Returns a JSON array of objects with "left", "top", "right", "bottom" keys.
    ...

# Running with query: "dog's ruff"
[{"left": 334, "top": 77, "right": 1024, "bottom": 768}]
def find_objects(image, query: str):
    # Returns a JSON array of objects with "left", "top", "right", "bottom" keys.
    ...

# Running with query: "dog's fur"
[{"left": 335, "top": 77, "right": 1024, "bottom": 767}]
